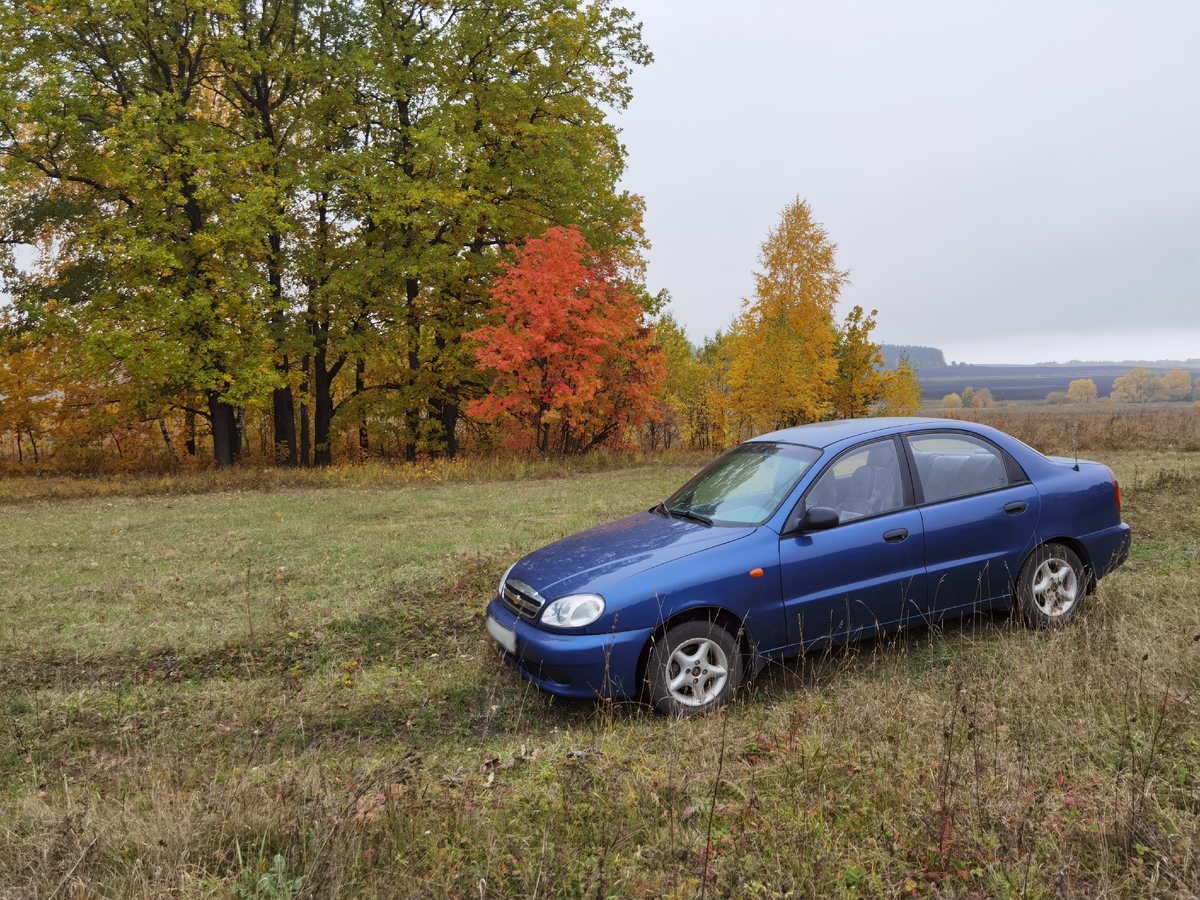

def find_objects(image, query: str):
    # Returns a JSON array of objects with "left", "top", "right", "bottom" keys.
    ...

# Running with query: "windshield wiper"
[
  {"left": 653, "top": 499, "right": 674, "bottom": 520},
  {"left": 667, "top": 506, "right": 712, "bottom": 526}
]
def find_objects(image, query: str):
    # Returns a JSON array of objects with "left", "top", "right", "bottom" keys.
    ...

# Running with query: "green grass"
[{"left": 2, "top": 451, "right": 1198, "bottom": 898}]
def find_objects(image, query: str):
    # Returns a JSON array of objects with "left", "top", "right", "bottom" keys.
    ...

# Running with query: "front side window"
[
  {"left": 805, "top": 438, "right": 905, "bottom": 523},
  {"left": 666, "top": 442, "right": 822, "bottom": 526},
  {"left": 906, "top": 432, "right": 1010, "bottom": 503}
]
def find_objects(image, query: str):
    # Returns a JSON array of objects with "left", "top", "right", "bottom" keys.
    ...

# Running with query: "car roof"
[{"left": 747, "top": 417, "right": 951, "bottom": 450}]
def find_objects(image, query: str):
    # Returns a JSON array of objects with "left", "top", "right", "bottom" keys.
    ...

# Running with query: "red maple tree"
[{"left": 464, "top": 226, "right": 665, "bottom": 453}]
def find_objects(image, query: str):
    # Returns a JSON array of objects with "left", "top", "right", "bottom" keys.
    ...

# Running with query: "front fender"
[{"left": 600, "top": 528, "right": 789, "bottom": 655}]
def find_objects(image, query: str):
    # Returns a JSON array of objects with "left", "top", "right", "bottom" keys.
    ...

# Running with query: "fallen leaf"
[{"left": 681, "top": 806, "right": 696, "bottom": 822}]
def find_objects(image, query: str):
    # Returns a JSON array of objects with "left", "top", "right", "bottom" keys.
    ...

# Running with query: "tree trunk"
[
  {"left": 208, "top": 393, "right": 237, "bottom": 467},
  {"left": 430, "top": 331, "right": 459, "bottom": 458},
  {"left": 184, "top": 409, "right": 196, "bottom": 456},
  {"left": 158, "top": 418, "right": 179, "bottom": 460},
  {"left": 312, "top": 339, "right": 338, "bottom": 467},
  {"left": 299, "top": 353, "right": 311, "bottom": 468},
  {"left": 405, "top": 276, "right": 419, "bottom": 462},
  {"left": 234, "top": 407, "right": 245, "bottom": 459},
  {"left": 433, "top": 397, "right": 459, "bottom": 458},
  {"left": 273, "top": 371, "right": 298, "bottom": 466},
  {"left": 355, "top": 357, "right": 369, "bottom": 455}
]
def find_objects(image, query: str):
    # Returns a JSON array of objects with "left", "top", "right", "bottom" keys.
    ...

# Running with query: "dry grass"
[
  {"left": 0, "top": 449, "right": 715, "bottom": 506},
  {"left": 928, "top": 405, "right": 1200, "bottom": 455},
  {"left": 1, "top": 446, "right": 1197, "bottom": 898}
]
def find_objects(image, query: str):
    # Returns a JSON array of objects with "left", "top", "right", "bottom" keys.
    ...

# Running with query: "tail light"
[{"left": 1106, "top": 466, "right": 1121, "bottom": 515}]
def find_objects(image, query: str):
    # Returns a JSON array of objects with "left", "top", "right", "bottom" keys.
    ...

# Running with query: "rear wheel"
[
  {"left": 647, "top": 619, "right": 743, "bottom": 716},
  {"left": 1017, "top": 542, "right": 1086, "bottom": 628}
]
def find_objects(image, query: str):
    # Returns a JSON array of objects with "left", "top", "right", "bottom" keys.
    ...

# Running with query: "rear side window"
[{"left": 906, "top": 433, "right": 1010, "bottom": 503}]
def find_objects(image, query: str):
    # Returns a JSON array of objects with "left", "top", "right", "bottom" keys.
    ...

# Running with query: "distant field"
[
  {"left": 2, "top": 448, "right": 1198, "bottom": 897},
  {"left": 916, "top": 363, "right": 1200, "bottom": 402},
  {"left": 919, "top": 405, "right": 1200, "bottom": 455}
]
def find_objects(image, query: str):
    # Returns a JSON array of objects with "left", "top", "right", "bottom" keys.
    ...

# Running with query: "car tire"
[
  {"left": 647, "top": 618, "right": 743, "bottom": 716},
  {"left": 1017, "top": 542, "right": 1087, "bottom": 628}
]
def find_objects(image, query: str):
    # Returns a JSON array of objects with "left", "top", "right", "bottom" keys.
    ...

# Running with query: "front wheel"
[
  {"left": 647, "top": 619, "right": 743, "bottom": 716},
  {"left": 1017, "top": 542, "right": 1086, "bottom": 628}
]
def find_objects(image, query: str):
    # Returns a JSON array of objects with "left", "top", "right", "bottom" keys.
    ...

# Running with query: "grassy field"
[{"left": 1, "top": 450, "right": 1198, "bottom": 898}]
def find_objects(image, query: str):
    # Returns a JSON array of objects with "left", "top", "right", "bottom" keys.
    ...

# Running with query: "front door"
[{"left": 780, "top": 437, "right": 927, "bottom": 649}]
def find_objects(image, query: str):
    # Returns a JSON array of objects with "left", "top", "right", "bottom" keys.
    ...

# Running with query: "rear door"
[
  {"left": 780, "top": 436, "right": 926, "bottom": 648},
  {"left": 904, "top": 431, "right": 1040, "bottom": 620}
]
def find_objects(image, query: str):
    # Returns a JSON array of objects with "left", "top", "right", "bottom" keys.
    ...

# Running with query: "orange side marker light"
[{"left": 749, "top": 568, "right": 764, "bottom": 578}]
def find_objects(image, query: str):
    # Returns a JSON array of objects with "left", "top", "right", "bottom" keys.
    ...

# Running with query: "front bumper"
[
  {"left": 486, "top": 599, "right": 653, "bottom": 700},
  {"left": 1081, "top": 521, "right": 1131, "bottom": 581}
]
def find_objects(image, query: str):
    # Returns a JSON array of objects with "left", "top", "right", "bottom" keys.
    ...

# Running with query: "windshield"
[{"left": 665, "top": 442, "right": 822, "bottom": 526}]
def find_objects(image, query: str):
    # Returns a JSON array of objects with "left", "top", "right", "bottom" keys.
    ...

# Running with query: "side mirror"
[{"left": 799, "top": 506, "right": 839, "bottom": 531}]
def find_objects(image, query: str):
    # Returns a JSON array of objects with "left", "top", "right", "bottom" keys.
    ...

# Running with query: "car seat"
[
  {"left": 835, "top": 465, "right": 896, "bottom": 522},
  {"left": 866, "top": 443, "right": 904, "bottom": 509}
]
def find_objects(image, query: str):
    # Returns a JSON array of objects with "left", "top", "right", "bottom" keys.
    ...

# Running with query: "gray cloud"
[{"left": 617, "top": 0, "right": 1199, "bottom": 362}]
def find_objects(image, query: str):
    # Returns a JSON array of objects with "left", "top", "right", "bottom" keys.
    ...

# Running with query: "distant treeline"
[
  {"left": 880, "top": 345, "right": 946, "bottom": 369},
  {"left": 917, "top": 363, "right": 1200, "bottom": 403}
]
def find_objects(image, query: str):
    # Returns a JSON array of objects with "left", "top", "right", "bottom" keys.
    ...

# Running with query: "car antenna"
[{"left": 1072, "top": 425, "right": 1079, "bottom": 471}]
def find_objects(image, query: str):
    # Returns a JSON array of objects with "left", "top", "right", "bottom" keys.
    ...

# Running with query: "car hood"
[{"left": 511, "top": 511, "right": 757, "bottom": 599}]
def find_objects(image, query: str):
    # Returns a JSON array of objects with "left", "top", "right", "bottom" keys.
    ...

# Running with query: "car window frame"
[
  {"left": 782, "top": 434, "right": 915, "bottom": 534},
  {"left": 899, "top": 429, "right": 1029, "bottom": 507}
]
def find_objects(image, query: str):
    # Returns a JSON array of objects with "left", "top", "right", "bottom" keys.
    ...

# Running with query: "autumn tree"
[
  {"left": 1110, "top": 367, "right": 1169, "bottom": 403},
  {"left": 0, "top": 0, "right": 653, "bottom": 468},
  {"left": 1067, "top": 378, "right": 1098, "bottom": 404},
  {"left": 725, "top": 198, "right": 845, "bottom": 437},
  {"left": 323, "top": 0, "right": 652, "bottom": 463},
  {"left": 0, "top": 0, "right": 287, "bottom": 466},
  {"left": 1162, "top": 368, "right": 1193, "bottom": 401},
  {"left": 465, "top": 226, "right": 663, "bottom": 453},
  {"left": 695, "top": 330, "right": 735, "bottom": 449},
  {"left": 828, "top": 306, "right": 887, "bottom": 419},
  {"left": 942, "top": 393, "right": 962, "bottom": 408},
  {"left": 960, "top": 386, "right": 976, "bottom": 408},
  {"left": 876, "top": 356, "right": 924, "bottom": 416},
  {"left": 648, "top": 311, "right": 699, "bottom": 449},
  {"left": 973, "top": 387, "right": 995, "bottom": 407},
  {"left": 0, "top": 337, "right": 56, "bottom": 463}
]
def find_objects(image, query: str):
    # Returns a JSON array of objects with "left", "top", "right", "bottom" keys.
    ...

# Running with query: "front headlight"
[
  {"left": 541, "top": 594, "right": 606, "bottom": 628},
  {"left": 497, "top": 563, "right": 516, "bottom": 599}
]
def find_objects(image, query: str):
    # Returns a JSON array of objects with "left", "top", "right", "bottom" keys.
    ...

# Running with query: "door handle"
[
  {"left": 1004, "top": 501, "right": 1028, "bottom": 515},
  {"left": 883, "top": 528, "right": 908, "bottom": 543}
]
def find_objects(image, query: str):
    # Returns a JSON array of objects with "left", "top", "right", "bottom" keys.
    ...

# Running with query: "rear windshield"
[{"left": 666, "top": 442, "right": 822, "bottom": 526}]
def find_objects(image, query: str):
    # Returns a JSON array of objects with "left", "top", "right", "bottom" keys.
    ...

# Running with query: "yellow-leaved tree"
[
  {"left": 1111, "top": 367, "right": 1168, "bottom": 403},
  {"left": 725, "top": 198, "right": 845, "bottom": 437},
  {"left": 1067, "top": 378, "right": 1098, "bottom": 404},
  {"left": 877, "top": 356, "right": 924, "bottom": 415},
  {"left": 650, "top": 312, "right": 705, "bottom": 449},
  {"left": 829, "top": 306, "right": 887, "bottom": 419},
  {"left": 698, "top": 330, "right": 735, "bottom": 449},
  {"left": 1162, "top": 368, "right": 1193, "bottom": 401}
]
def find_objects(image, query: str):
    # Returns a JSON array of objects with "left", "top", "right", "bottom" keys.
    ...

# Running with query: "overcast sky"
[{"left": 616, "top": 0, "right": 1199, "bottom": 364}]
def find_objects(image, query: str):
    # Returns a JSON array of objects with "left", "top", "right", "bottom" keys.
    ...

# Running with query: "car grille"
[{"left": 500, "top": 578, "right": 545, "bottom": 620}]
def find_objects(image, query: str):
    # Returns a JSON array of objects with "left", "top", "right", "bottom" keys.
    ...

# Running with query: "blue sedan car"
[{"left": 485, "top": 418, "right": 1130, "bottom": 715}]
